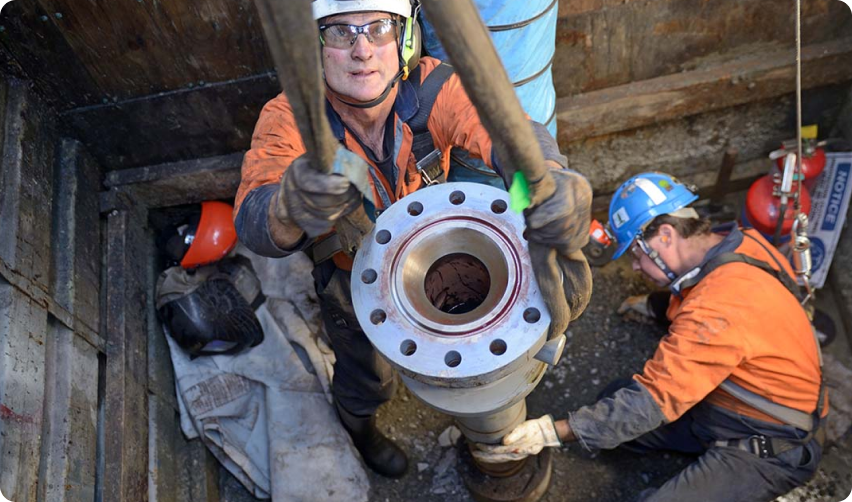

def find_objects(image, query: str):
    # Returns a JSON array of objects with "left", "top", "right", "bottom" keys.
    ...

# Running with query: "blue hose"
[{"left": 421, "top": 0, "right": 559, "bottom": 137}]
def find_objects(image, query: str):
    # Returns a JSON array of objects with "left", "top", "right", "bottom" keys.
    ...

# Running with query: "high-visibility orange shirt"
[
  {"left": 235, "top": 57, "right": 497, "bottom": 219},
  {"left": 635, "top": 228, "right": 826, "bottom": 426}
]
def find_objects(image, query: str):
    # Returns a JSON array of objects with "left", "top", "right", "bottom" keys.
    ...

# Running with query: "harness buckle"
[
  {"left": 416, "top": 149, "right": 444, "bottom": 187},
  {"left": 748, "top": 435, "right": 774, "bottom": 459}
]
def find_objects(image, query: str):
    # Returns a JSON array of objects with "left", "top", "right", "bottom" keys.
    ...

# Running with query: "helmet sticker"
[
  {"left": 634, "top": 177, "right": 667, "bottom": 204},
  {"left": 658, "top": 179, "right": 674, "bottom": 191},
  {"left": 612, "top": 206, "right": 630, "bottom": 229}
]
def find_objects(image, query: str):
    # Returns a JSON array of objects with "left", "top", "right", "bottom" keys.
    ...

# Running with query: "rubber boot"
[{"left": 336, "top": 402, "right": 408, "bottom": 478}]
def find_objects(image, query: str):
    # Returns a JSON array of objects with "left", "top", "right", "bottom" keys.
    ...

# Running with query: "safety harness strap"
[
  {"left": 675, "top": 233, "right": 827, "bottom": 455},
  {"left": 407, "top": 62, "right": 455, "bottom": 186},
  {"left": 718, "top": 380, "right": 814, "bottom": 432},
  {"left": 307, "top": 63, "right": 456, "bottom": 265},
  {"left": 674, "top": 251, "right": 803, "bottom": 301}
]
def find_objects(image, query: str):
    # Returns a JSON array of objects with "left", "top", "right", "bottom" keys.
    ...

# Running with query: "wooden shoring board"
[
  {"left": 177, "top": 437, "right": 221, "bottom": 502},
  {"left": 0, "top": 76, "right": 52, "bottom": 502},
  {"left": 556, "top": 37, "right": 852, "bottom": 144},
  {"left": 0, "top": 83, "right": 104, "bottom": 352},
  {"left": 103, "top": 205, "right": 150, "bottom": 502},
  {"left": 63, "top": 72, "right": 278, "bottom": 172},
  {"left": 38, "top": 321, "right": 99, "bottom": 502},
  {"left": 146, "top": 234, "right": 177, "bottom": 412},
  {"left": 36, "top": 138, "right": 101, "bottom": 502},
  {"left": 148, "top": 394, "right": 180, "bottom": 502},
  {"left": 0, "top": 285, "right": 48, "bottom": 502},
  {"left": 103, "top": 151, "right": 245, "bottom": 210}
]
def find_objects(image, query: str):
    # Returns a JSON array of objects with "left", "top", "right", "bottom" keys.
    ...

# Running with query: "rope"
[{"left": 795, "top": 0, "right": 803, "bottom": 213}]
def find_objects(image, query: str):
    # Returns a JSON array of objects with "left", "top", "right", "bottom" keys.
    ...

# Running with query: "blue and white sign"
[
  {"left": 819, "top": 162, "right": 850, "bottom": 232},
  {"left": 805, "top": 154, "right": 852, "bottom": 288}
]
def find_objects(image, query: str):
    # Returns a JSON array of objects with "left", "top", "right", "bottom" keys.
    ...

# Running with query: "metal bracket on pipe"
[{"left": 534, "top": 335, "right": 566, "bottom": 366}]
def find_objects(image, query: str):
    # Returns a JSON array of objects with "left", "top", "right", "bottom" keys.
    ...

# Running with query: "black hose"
[{"left": 773, "top": 202, "right": 787, "bottom": 245}]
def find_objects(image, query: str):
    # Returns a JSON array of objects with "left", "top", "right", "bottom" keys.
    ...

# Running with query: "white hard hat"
[{"left": 312, "top": 0, "right": 414, "bottom": 20}]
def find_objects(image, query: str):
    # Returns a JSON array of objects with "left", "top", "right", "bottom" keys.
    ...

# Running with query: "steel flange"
[{"left": 351, "top": 182, "right": 550, "bottom": 389}]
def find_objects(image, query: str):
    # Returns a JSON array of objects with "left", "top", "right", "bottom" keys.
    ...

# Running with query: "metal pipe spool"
[{"left": 352, "top": 182, "right": 562, "bottom": 443}]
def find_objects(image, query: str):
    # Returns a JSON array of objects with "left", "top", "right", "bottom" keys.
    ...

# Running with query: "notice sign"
[{"left": 804, "top": 152, "right": 852, "bottom": 288}]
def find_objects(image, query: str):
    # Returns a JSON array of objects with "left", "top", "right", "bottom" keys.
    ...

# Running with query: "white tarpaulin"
[{"left": 163, "top": 250, "right": 370, "bottom": 501}]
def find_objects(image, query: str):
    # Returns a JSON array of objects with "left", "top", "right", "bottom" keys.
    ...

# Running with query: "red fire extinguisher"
[
  {"left": 771, "top": 126, "right": 827, "bottom": 183},
  {"left": 743, "top": 151, "right": 812, "bottom": 244}
]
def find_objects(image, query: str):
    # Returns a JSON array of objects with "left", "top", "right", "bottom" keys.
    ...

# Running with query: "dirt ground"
[{"left": 220, "top": 256, "right": 852, "bottom": 502}]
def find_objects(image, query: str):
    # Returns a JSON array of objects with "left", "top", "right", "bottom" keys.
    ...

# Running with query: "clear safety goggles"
[
  {"left": 630, "top": 234, "right": 677, "bottom": 281},
  {"left": 319, "top": 18, "right": 398, "bottom": 49}
]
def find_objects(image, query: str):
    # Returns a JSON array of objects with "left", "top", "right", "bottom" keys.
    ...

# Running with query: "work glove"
[
  {"left": 524, "top": 169, "right": 593, "bottom": 255},
  {"left": 524, "top": 169, "right": 594, "bottom": 339},
  {"left": 617, "top": 294, "right": 654, "bottom": 319},
  {"left": 279, "top": 149, "right": 365, "bottom": 238},
  {"left": 471, "top": 415, "right": 561, "bottom": 464}
]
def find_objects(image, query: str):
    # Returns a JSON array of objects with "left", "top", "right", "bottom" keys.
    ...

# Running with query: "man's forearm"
[{"left": 267, "top": 191, "right": 307, "bottom": 249}]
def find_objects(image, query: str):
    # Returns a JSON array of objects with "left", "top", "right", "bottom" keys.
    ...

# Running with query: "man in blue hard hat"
[{"left": 473, "top": 172, "right": 827, "bottom": 502}]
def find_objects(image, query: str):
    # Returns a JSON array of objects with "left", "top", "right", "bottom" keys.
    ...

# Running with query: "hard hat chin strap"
[
  {"left": 637, "top": 236, "right": 678, "bottom": 282},
  {"left": 328, "top": 69, "right": 405, "bottom": 109}
]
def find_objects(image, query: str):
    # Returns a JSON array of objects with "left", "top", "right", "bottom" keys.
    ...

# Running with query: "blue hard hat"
[{"left": 608, "top": 172, "right": 699, "bottom": 259}]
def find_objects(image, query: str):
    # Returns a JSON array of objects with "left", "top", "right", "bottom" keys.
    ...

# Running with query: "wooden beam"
[
  {"left": 556, "top": 37, "right": 852, "bottom": 144},
  {"left": 590, "top": 165, "right": 764, "bottom": 215},
  {"left": 103, "top": 205, "right": 150, "bottom": 502},
  {"left": 0, "top": 78, "right": 50, "bottom": 502},
  {"left": 37, "top": 138, "right": 101, "bottom": 502},
  {"left": 101, "top": 152, "right": 245, "bottom": 210},
  {"left": 63, "top": 73, "right": 277, "bottom": 172}
]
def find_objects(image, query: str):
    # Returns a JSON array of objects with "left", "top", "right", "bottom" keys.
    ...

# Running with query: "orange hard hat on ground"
[{"left": 177, "top": 201, "right": 238, "bottom": 269}]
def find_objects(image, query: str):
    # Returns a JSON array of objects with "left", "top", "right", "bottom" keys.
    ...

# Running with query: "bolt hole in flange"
[
  {"left": 424, "top": 253, "right": 491, "bottom": 315},
  {"left": 489, "top": 339, "right": 507, "bottom": 356},
  {"left": 408, "top": 201, "right": 424, "bottom": 216},
  {"left": 449, "top": 190, "right": 466, "bottom": 205},
  {"left": 445, "top": 350, "right": 462, "bottom": 367},
  {"left": 491, "top": 199, "right": 507, "bottom": 214},
  {"left": 523, "top": 308, "right": 540, "bottom": 323},
  {"left": 361, "top": 268, "right": 378, "bottom": 284},
  {"left": 376, "top": 230, "right": 392, "bottom": 245},
  {"left": 371, "top": 309, "right": 387, "bottom": 325},
  {"left": 400, "top": 339, "right": 417, "bottom": 356}
]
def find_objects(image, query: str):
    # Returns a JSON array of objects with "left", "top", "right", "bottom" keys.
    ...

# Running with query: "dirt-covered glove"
[
  {"left": 471, "top": 415, "right": 562, "bottom": 464},
  {"left": 618, "top": 294, "right": 653, "bottom": 319},
  {"left": 524, "top": 170, "right": 592, "bottom": 255},
  {"left": 279, "top": 150, "right": 364, "bottom": 237},
  {"left": 524, "top": 169, "right": 594, "bottom": 339}
]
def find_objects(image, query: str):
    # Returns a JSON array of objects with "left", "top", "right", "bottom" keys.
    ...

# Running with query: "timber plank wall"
[
  {"left": 0, "top": 71, "right": 223, "bottom": 502},
  {"left": 0, "top": 76, "right": 103, "bottom": 501}
]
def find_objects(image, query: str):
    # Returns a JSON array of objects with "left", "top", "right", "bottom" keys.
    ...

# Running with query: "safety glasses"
[{"left": 319, "top": 18, "right": 398, "bottom": 49}]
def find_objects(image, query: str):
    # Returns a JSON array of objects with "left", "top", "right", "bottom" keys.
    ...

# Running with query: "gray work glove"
[
  {"left": 524, "top": 169, "right": 593, "bottom": 255},
  {"left": 524, "top": 169, "right": 594, "bottom": 339},
  {"left": 280, "top": 153, "right": 363, "bottom": 237},
  {"left": 471, "top": 415, "right": 562, "bottom": 464}
]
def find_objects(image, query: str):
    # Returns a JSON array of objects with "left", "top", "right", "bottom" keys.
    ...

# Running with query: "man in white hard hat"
[{"left": 234, "top": 0, "right": 592, "bottom": 478}]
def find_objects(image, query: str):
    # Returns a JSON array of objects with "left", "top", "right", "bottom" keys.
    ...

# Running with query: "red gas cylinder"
[
  {"left": 774, "top": 145, "right": 826, "bottom": 180},
  {"left": 744, "top": 174, "right": 812, "bottom": 237}
]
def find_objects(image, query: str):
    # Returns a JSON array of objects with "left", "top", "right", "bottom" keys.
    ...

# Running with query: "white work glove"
[
  {"left": 617, "top": 294, "right": 654, "bottom": 319},
  {"left": 470, "top": 415, "right": 561, "bottom": 464}
]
